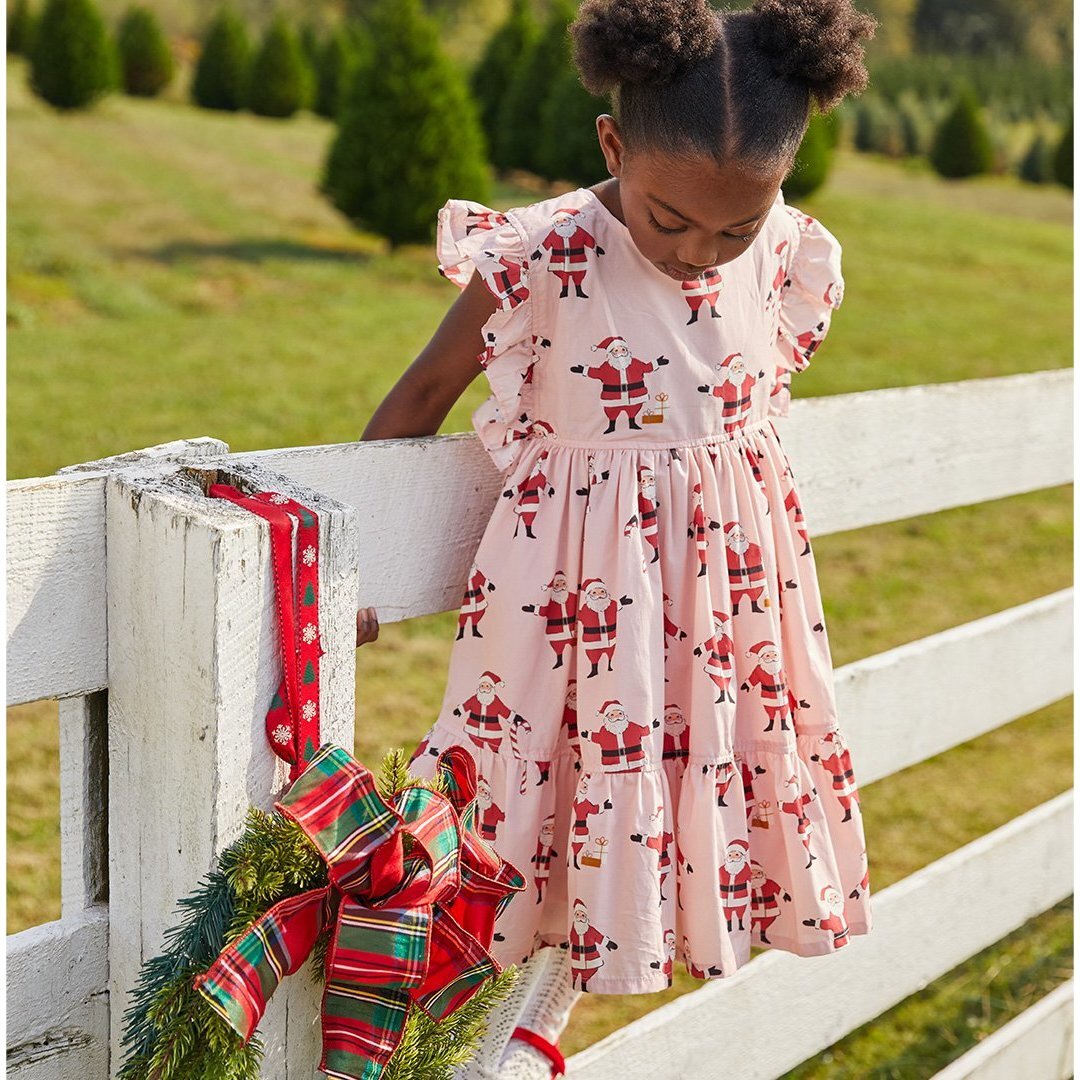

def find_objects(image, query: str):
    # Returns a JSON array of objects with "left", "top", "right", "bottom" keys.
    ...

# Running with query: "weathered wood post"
[{"left": 104, "top": 456, "right": 359, "bottom": 1077}]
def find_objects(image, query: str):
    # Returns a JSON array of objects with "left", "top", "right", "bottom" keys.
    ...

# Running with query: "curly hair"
[{"left": 570, "top": 0, "right": 878, "bottom": 174}]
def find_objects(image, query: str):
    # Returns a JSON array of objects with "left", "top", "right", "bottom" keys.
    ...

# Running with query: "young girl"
[{"left": 358, "top": 0, "right": 878, "bottom": 1073}]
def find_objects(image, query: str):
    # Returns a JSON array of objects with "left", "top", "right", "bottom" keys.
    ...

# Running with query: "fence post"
[{"left": 104, "top": 457, "right": 359, "bottom": 1077}]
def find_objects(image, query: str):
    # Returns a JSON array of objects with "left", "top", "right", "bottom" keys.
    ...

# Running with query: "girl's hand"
[{"left": 356, "top": 606, "right": 380, "bottom": 648}]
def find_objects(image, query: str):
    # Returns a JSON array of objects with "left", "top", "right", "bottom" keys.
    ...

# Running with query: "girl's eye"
[{"left": 648, "top": 210, "right": 757, "bottom": 243}]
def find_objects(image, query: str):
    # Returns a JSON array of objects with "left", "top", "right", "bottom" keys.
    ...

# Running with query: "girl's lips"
[{"left": 660, "top": 263, "right": 703, "bottom": 281}]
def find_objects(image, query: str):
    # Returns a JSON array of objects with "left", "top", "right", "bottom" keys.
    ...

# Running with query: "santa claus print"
[
  {"left": 749, "top": 860, "right": 791, "bottom": 945},
  {"left": 740, "top": 641, "right": 794, "bottom": 733},
  {"left": 780, "top": 773, "right": 819, "bottom": 870},
  {"left": 742, "top": 444, "right": 770, "bottom": 504},
  {"left": 635, "top": 465, "right": 660, "bottom": 564},
  {"left": 569, "top": 898, "right": 618, "bottom": 990},
  {"left": 778, "top": 468, "right": 811, "bottom": 557},
  {"left": 630, "top": 807, "right": 673, "bottom": 902},
  {"left": 725, "top": 520, "right": 769, "bottom": 614},
  {"left": 562, "top": 679, "right": 582, "bottom": 765},
  {"left": 719, "top": 838, "right": 754, "bottom": 932},
  {"left": 479, "top": 246, "right": 530, "bottom": 310},
  {"left": 408, "top": 732, "right": 440, "bottom": 766},
  {"left": 570, "top": 335, "right": 671, "bottom": 433},
  {"left": 693, "top": 608, "right": 735, "bottom": 703},
  {"left": 570, "top": 772, "right": 612, "bottom": 869},
  {"left": 461, "top": 204, "right": 510, "bottom": 237},
  {"left": 649, "top": 929, "right": 678, "bottom": 986},
  {"left": 452, "top": 670, "right": 521, "bottom": 753},
  {"left": 576, "top": 451, "right": 610, "bottom": 502},
  {"left": 475, "top": 775, "right": 505, "bottom": 845},
  {"left": 687, "top": 482, "right": 722, "bottom": 576},
  {"left": 810, "top": 730, "right": 861, "bottom": 821},
  {"left": 850, "top": 847, "right": 871, "bottom": 901},
  {"left": 457, "top": 560, "right": 496, "bottom": 641},
  {"left": 662, "top": 593, "right": 688, "bottom": 679},
  {"left": 676, "top": 847, "right": 694, "bottom": 910},
  {"left": 530, "top": 205, "right": 604, "bottom": 299},
  {"left": 764, "top": 235, "right": 792, "bottom": 313},
  {"left": 581, "top": 700, "right": 660, "bottom": 773},
  {"left": 508, "top": 715, "right": 551, "bottom": 791},
  {"left": 802, "top": 883, "right": 851, "bottom": 948},
  {"left": 662, "top": 706, "right": 690, "bottom": 771},
  {"left": 531, "top": 814, "right": 558, "bottom": 903},
  {"left": 683, "top": 935, "right": 722, "bottom": 979},
  {"left": 697, "top": 352, "right": 767, "bottom": 434},
  {"left": 503, "top": 449, "right": 556, "bottom": 540},
  {"left": 521, "top": 569, "right": 577, "bottom": 670},
  {"left": 682, "top": 267, "right": 723, "bottom": 325},
  {"left": 576, "top": 577, "right": 633, "bottom": 677},
  {"left": 703, "top": 760, "right": 739, "bottom": 808}
]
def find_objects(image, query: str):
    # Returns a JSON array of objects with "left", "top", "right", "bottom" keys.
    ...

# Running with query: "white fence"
[{"left": 5, "top": 368, "right": 1073, "bottom": 1079}]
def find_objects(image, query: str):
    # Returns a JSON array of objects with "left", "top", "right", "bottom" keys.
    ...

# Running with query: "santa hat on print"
[
  {"left": 479, "top": 670, "right": 505, "bottom": 687},
  {"left": 591, "top": 335, "right": 629, "bottom": 356},
  {"left": 580, "top": 578, "right": 606, "bottom": 598},
  {"left": 728, "top": 837, "right": 750, "bottom": 853},
  {"left": 596, "top": 700, "right": 622, "bottom": 718}
]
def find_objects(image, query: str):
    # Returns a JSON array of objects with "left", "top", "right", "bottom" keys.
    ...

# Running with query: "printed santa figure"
[
  {"left": 850, "top": 847, "right": 870, "bottom": 901},
  {"left": 687, "top": 482, "right": 722, "bottom": 577},
  {"left": 719, "top": 838, "right": 754, "bottom": 932},
  {"left": 462, "top": 205, "right": 509, "bottom": 237},
  {"left": 662, "top": 706, "right": 690, "bottom": 771},
  {"left": 408, "top": 732, "right": 439, "bottom": 766},
  {"left": 561, "top": 679, "right": 582, "bottom": 764},
  {"left": 780, "top": 773, "right": 819, "bottom": 870},
  {"left": 581, "top": 700, "right": 659, "bottom": 774},
  {"left": 704, "top": 759, "right": 739, "bottom": 808},
  {"left": 480, "top": 248, "right": 530, "bottom": 309},
  {"left": 649, "top": 929, "right": 678, "bottom": 986},
  {"left": 749, "top": 860, "right": 791, "bottom": 945},
  {"left": 676, "top": 846, "right": 694, "bottom": 910},
  {"left": 780, "top": 472, "right": 811, "bottom": 556},
  {"left": 530, "top": 814, "right": 558, "bottom": 903},
  {"left": 454, "top": 671, "right": 515, "bottom": 753},
  {"left": 764, "top": 236, "right": 791, "bottom": 311},
  {"left": 662, "top": 592, "right": 688, "bottom": 676},
  {"left": 508, "top": 715, "right": 550, "bottom": 791},
  {"left": 475, "top": 776, "right": 505, "bottom": 845},
  {"left": 636, "top": 465, "right": 660, "bottom": 563},
  {"left": 693, "top": 609, "right": 735, "bottom": 703},
  {"left": 810, "top": 730, "right": 861, "bottom": 821},
  {"left": 802, "top": 883, "right": 851, "bottom": 948},
  {"left": 521, "top": 569, "right": 578, "bottom": 670},
  {"left": 630, "top": 808, "right": 673, "bottom": 902},
  {"left": 570, "top": 772, "right": 612, "bottom": 869},
  {"left": 576, "top": 451, "right": 610, "bottom": 502},
  {"left": 742, "top": 443, "right": 769, "bottom": 503},
  {"left": 457, "top": 560, "right": 496, "bottom": 640},
  {"left": 681, "top": 267, "right": 723, "bottom": 324},
  {"left": 569, "top": 898, "right": 618, "bottom": 990},
  {"left": 570, "top": 335, "right": 670, "bottom": 434},
  {"left": 682, "top": 935, "right": 723, "bottom": 979},
  {"left": 697, "top": 352, "right": 766, "bottom": 433},
  {"left": 576, "top": 577, "right": 633, "bottom": 677},
  {"left": 740, "top": 640, "right": 793, "bottom": 733},
  {"left": 724, "top": 520, "right": 768, "bottom": 614},
  {"left": 533, "top": 206, "right": 603, "bottom": 299},
  {"left": 503, "top": 449, "right": 555, "bottom": 540}
]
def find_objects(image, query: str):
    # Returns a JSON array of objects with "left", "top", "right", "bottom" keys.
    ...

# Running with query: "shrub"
[
  {"left": 116, "top": 4, "right": 174, "bottom": 97},
  {"left": 247, "top": 13, "right": 308, "bottom": 118},
  {"left": 320, "top": 0, "right": 488, "bottom": 247},
  {"left": 536, "top": 67, "right": 607, "bottom": 186},
  {"left": 471, "top": 0, "right": 537, "bottom": 170},
  {"left": 896, "top": 93, "right": 929, "bottom": 156},
  {"left": 314, "top": 24, "right": 360, "bottom": 119},
  {"left": 853, "top": 95, "right": 903, "bottom": 156},
  {"left": 192, "top": 6, "right": 250, "bottom": 112},
  {"left": 928, "top": 84, "right": 994, "bottom": 178},
  {"left": 1018, "top": 131, "right": 1054, "bottom": 184},
  {"left": 7, "top": 0, "right": 36, "bottom": 54},
  {"left": 783, "top": 111, "right": 832, "bottom": 199},
  {"left": 1053, "top": 114, "right": 1072, "bottom": 189},
  {"left": 28, "top": 0, "right": 113, "bottom": 109}
]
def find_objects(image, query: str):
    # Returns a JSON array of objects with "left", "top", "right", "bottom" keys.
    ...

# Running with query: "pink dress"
[{"left": 408, "top": 184, "right": 873, "bottom": 994}]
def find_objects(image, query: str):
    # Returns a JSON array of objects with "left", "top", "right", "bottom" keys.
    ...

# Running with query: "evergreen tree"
[
  {"left": 247, "top": 13, "right": 308, "bottom": 118},
  {"left": 320, "top": 0, "right": 489, "bottom": 248},
  {"left": 192, "top": 6, "right": 250, "bottom": 112},
  {"left": 314, "top": 24, "right": 360, "bottom": 119},
  {"left": 783, "top": 111, "right": 832, "bottom": 199},
  {"left": 297, "top": 17, "right": 320, "bottom": 109},
  {"left": 928, "top": 84, "right": 994, "bottom": 178},
  {"left": 536, "top": 66, "right": 608, "bottom": 185},
  {"left": 497, "top": 0, "right": 575, "bottom": 175},
  {"left": 27, "top": 0, "right": 113, "bottom": 109},
  {"left": 116, "top": 4, "right": 174, "bottom": 97},
  {"left": 471, "top": 0, "right": 537, "bottom": 170},
  {"left": 1018, "top": 131, "right": 1053, "bottom": 183},
  {"left": 1053, "top": 114, "right": 1072, "bottom": 189},
  {"left": 7, "top": 0, "right": 36, "bottom": 54}
]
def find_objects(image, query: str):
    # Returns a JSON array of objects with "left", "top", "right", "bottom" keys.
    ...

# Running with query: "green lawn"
[{"left": 6, "top": 55, "right": 1072, "bottom": 1072}]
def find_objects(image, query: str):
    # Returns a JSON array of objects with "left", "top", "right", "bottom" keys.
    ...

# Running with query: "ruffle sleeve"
[
  {"left": 767, "top": 193, "right": 845, "bottom": 419},
  {"left": 436, "top": 198, "right": 543, "bottom": 475}
]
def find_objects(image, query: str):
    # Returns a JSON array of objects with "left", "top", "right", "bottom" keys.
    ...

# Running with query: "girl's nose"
[{"left": 675, "top": 244, "right": 719, "bottom": 272}]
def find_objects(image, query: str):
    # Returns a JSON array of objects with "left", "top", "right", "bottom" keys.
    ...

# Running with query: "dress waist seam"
[{"left": 532, "top": 415, "right": 777, "bottom": 451}]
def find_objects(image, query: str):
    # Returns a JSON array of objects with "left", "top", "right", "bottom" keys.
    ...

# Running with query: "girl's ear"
[{"left": 595, "top": 114, "right": 624, "bottom": 177}]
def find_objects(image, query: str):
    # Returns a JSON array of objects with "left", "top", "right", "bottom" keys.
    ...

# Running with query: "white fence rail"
[{"left": 5, "top": 369, "right": 1073, "bottom": 1078}]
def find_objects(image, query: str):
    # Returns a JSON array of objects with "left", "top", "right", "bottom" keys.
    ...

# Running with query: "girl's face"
[{"left": 595, "top": 114, "right": 785, "bottom": 281}]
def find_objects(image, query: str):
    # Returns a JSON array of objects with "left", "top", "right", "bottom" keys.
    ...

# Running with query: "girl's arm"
[{"left": 356, "top": 271, "right": 500, "bottom": 646}]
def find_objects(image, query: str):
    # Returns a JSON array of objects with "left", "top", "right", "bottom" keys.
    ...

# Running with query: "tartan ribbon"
[
  {"left": 192, "top": 740, "right": 527, "bottom": 1080},
  {"left": 207, "top": 484, "right": 322, "bottom": 781}
]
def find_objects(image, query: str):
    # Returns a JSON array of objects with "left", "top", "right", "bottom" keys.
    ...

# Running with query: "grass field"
[{"left": 6, "top": 55, "right": 1073, "bottom": 1072}]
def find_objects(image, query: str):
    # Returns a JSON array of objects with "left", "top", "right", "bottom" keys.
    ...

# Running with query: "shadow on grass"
[{"left": 116, "top": 238, "right": 380, "bottom": 267}]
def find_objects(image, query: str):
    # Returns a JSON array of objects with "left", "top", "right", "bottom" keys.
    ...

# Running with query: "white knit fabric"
[
  {"left": 499, "top": 1040, "right": 558, "bottom": 1080},
  {"left": 511, "top": 945, "right": 581, "bottom": 1046}
]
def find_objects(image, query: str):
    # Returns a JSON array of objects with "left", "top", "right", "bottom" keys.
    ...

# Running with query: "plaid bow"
[{"left": 193, "top": 741, "right": 526, "bottom": 1080}]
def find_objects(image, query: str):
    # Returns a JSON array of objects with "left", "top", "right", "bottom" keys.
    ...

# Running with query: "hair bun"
[
  {"left": 570, "top": 0, "right": 722, "bottom": 97},
  {"left": 750, "top": 0, "right": 877, "bottom": 112}
]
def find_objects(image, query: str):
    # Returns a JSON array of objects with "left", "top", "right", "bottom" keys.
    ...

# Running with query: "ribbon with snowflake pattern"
[{"left": 208, "top": 484, "right": 323, "bottom": 781}]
